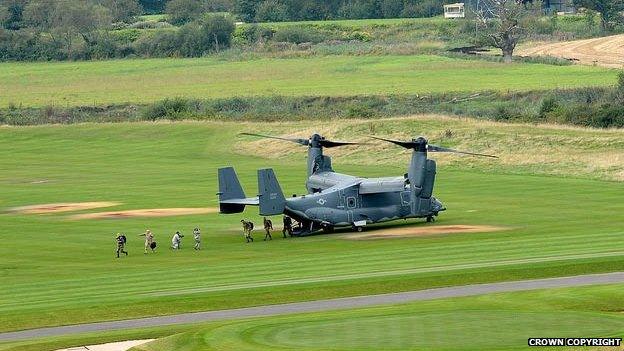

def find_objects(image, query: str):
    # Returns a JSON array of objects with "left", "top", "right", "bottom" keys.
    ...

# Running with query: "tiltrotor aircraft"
[{"left": 217, "top": 133, "right": 496, "bottom": 235}]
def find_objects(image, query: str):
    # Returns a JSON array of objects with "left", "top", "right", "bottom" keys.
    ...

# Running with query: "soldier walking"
[
  {"left": 115, "top": 233, "right": 128, "bottom": 258},
  {"left": 193, "top": 227, "right": 201, "bottom": 250},
  {"left": 241, "top": 219, "right": 254, "bottom": 243},
  {"left": 263, "top": 217, "right": 273, "bottom": 241},
  {"left": 139, "top": 229, "right": 155, "bottom": 254},
  {"left": 282, "top": 215, "right": 293, "bottom": 238},
  {"left": 171, "top": 231, "right": 184, "bottom": 250}
]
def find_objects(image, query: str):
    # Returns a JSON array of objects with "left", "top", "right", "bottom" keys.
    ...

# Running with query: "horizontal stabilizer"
[{"left": 220, "top": 197, "right": 259, "bottom": 205}]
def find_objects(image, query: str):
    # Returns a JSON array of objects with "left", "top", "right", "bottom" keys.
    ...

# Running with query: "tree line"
[
  {"left": 235, "top": 0, "right": 444, "bottom": 22},
  {"left": 0, "top": 0, "right": 235, "bottom": 60}
]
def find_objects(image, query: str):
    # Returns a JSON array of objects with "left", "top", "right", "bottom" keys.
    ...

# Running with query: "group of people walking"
[
  {"left": 115, "top": 215, "right": 297, "bottom": 257},
  {"left": 240, "top": 215, "right": 295, "bottom": 243},
  {"left": 115, "top": 228, "right": 202, "bottom": 258}
]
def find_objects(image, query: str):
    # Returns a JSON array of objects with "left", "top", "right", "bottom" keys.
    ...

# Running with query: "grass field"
[
  {"left": 0, "top": 55, "right": 617, "bottom": 107},
  {"left": 1, "top": 116, "right": 623, "bottom": 335},
  {"left": 139, "top": 283, "right": 624, "bottom": 351},
  {"left": 1, "top": 283, "right": 621, "bottom": 351}
]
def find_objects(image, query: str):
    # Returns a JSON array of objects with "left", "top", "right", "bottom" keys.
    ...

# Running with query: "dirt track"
[
  {"left": 518, "top": 34, "right": 624, "bottom": 68},
  {"left": 9, "top": 202, "right": 120, "bottom": 214},
  {"left": 70, "top": 208, "right": 218, "bottom": 220},
  {"left": 343, "top": 224, "right": 505, "bottom": 240}
]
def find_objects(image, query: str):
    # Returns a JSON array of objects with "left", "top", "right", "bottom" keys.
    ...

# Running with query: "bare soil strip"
[
  {"left": 343, "top": 225, "right": 506, "bottom": 240},
  {"left": 70, "top": 208, "right": 218, "bottom": 220},
  {"left": 518, "top": 34, "right": 624, "bottom": 68},
  {"left": 9, "top": 202, "right": 120, "bottom": 215},
  {"left": 55, "top": 339, "right": 154, "bottom": 351}
]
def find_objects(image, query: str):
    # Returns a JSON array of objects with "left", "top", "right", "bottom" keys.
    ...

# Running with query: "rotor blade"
[
  {"left": 319, "top": 140, "right": 362, "bottom": 148},
  {"left": 369, "top": 136, "right": 417, "bottom": 149},
  {"left": 239, "top": 133, "right": 309, "bottom": 146},
  {"left": 427, "top": 144, "right": 498, "bottom": 158}
]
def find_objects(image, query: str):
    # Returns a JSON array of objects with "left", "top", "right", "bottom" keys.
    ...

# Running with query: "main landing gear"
[{"left": 351, "top": 225, "right": 364, "bottom": 232}]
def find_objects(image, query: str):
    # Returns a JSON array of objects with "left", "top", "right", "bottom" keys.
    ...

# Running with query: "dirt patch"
[
  {"left": 56, "top": 339, "right": 154, "bottom": 351},
  {"left": 9, "top": 202, "right": 120, "bottom": 214},
  {"left": 70, "top": 207, "right": 218, "bottom": 220},
  {"left": 343, "top": 225, "right": 506, "bottom": 240},
  {"left": 518, "top": 34, "right": 624, "bottom": 68}
]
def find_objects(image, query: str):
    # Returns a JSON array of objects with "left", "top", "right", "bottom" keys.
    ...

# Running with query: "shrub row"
[{"left": 2, "top": 86, "right": 624, "bottom": 128}]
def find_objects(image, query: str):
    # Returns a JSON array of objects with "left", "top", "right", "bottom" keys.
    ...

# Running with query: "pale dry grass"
[{"left": 235, "top": 115, "right": 624, "bottom": 181}]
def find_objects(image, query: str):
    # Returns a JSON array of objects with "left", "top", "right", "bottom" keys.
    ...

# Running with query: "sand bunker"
[
  {"left": 71, "top": 207, "right": 219, "bottom": 220},
  {"left": 56, "top": 339, "right": 154, "bottom": 351},
  {"left": 343, "top": 225, "right": 505, "bottom": 240},
  {"left": 9, "top": 202, "right": 120, "bottom": 215},
  {"left": 518, "top": 34, "right": 624, "bottom": 68}
]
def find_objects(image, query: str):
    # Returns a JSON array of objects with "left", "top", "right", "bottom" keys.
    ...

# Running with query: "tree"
[
  {"left": 255, "top": 0, "right": 289, "bottom": 22},
  {"left": 380, "top": 0, "right": 403, "bottom": 18},
  {"left": 139, "top": 0, "right": 168, "bottom": 13},
  {"left": 0, "top": 5, "right": 9, "bottom": 28},
  {"left": 573, "top": 0, "right": 623, "bottom": 32},
  {"left": 22, "top": 0, "right": 55, "bottom": 31},
  {"left": 0, "top": 0, "right": 27, "bottom": 30},
  {"left": 474, "top": 0, "right": 538, "bottom": 63},
  {"left": 200, "top": 14, "right": 235, "bottom": 50},
  {"left": 99, "top": 0, "right": 144, "bottom": 23},
  {"left": 235, "top": 0, "right": 260, "bottom": 22},
  {"left": 49, "top": 1, "right": 112, "bottom": 57},
  {"left": 166, "top": 0, "right": 204, "bottom": 25}
]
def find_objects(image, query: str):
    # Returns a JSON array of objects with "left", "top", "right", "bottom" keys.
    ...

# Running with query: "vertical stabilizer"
[
  {"left": 258, "top": 168, "right": 286, "bottom": 216},
  {"left": 218, "top": 167, "right": 246, "bottom": 213}
]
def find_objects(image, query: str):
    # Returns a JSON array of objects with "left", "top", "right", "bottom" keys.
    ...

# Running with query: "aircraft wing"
[
  {"left": 219, "top": 197, "right": 259, "bottom": 205},
  {"left": 358, "top": 177, "right": 406, "bottom": 194}
]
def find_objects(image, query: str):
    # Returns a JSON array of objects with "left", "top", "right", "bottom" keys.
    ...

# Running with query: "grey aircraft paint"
[{"left": 217, "top": 133, "right": 495, "bottom": 235}]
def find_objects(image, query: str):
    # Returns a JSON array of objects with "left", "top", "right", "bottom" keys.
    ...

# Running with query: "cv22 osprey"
[{"left": 217, "top": 133, "right": 496, "bottom": 236}]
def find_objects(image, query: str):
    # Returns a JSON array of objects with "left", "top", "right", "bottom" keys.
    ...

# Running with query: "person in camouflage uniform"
[
  {"left": 241, "top": 219, "right": 254, "bottom": 243},
  {"left": 263, "top": 217, "right": 273, "bottom": 241},
  {"left": 115, "top": 233, "right": 128, "bottom": 258}
]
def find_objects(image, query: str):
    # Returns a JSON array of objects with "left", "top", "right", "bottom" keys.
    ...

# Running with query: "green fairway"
[
  {"left": 0, "top": 55, "right": 616, "bottom": 107},
  {"left": 138, "top": 283, "right": 624, "bottom": 351},
  {"left": 1, "top": 117, "right": 623, "bottom": 333},
  {"left": 1, "top": 283, "right": 621, "bottom": 351}
]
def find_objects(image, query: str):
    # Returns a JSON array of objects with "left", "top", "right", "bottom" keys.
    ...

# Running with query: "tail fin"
[
  {"left": 258, "top": 168, "right": 285, "bottom": 216},
  {"left": 218, "top": 167, "right": 247, "bottom": 213}
]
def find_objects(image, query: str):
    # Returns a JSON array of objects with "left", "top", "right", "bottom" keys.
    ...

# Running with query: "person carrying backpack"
[{"left": 115, "top": 233, "right": 128, "bottom": 258}]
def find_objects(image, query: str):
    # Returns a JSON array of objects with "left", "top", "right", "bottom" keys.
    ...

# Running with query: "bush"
[
  {"left": 233, "top": 24, "right": 274, "bottom": 45},
  {"left": 133, "top": 30, "right": 180, "bottom": 57},
  {"left": 166, "top": 0, "right": 204, "bottom": 25},
  {"left": 133, "top": 15, "right": 235, "bottom": 57},
  {"left": 618, "top": 71, "right": 624, "bottom": 91},
  {"left": 142, "top": 97, "right": 195, "bottom": 120},
  {"left": 539, "top": 96, "right": 559, "bottom": 117},
  {"left": 273, "top": 26, "right": 322, "bottom": 44},
  {"left": 200, "top": 15, "right": 236, "bottom": 51}
]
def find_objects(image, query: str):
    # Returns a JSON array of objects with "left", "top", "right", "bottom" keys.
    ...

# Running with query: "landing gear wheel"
[
  {"left": 322, "top": 225, "right": 334, "bottom": 233},
  {"left": 426, "top": 216, "right": 435, "bottom": 223}
]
